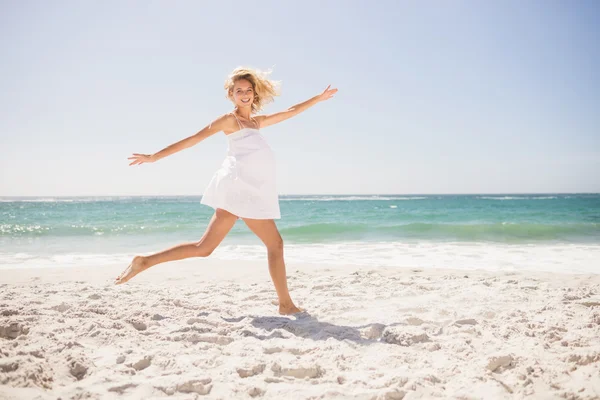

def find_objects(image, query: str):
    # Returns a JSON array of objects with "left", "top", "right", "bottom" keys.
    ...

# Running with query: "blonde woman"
[{"left": 115, "top": 67, "right": 337, "bottom": 315}]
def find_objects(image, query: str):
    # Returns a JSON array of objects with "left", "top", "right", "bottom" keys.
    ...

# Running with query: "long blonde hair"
[{"left": 225, "top": 66, "right": 280, "bottom": 114}]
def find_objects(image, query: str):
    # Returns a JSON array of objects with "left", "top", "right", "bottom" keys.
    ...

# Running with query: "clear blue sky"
[{"left": 1, "top": 0, "right": 598, "bottom": 196}]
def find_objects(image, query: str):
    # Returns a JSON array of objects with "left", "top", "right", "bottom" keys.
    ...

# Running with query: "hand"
[
  {"left": 128, "top": 153, "right": 155, "bottom": 166},
  {"left": 317, "top": 85, "right": 338, "bottom": 102}
]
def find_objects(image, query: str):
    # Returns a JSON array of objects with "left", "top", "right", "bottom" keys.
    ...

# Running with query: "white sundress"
[{"left": 200, "top": 112, "right": 281, "bottom": 219}]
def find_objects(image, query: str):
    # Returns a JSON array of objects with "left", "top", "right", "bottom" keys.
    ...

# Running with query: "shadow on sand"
[{"left": 246, "top": 312, "right": 402, "bottom": 344}]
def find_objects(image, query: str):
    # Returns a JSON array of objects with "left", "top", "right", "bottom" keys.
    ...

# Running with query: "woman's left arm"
[{"left": 256, "top": 85, "right": 338, "bottom": 129}]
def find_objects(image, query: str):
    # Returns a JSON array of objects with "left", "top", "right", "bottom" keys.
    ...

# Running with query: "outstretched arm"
[
  {"left": 256, "top": 85, "right": 338, "bottom": 129},
  {"left": 128, "top": 114, "right": 229, "bottom": 166}
]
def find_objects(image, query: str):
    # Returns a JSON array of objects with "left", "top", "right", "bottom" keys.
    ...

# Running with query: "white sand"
[{"left": 1, "top": 259, "right": 599, "bottom": 399}]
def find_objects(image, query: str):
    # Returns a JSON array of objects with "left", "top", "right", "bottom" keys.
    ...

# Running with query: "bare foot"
[
  {"left": 279, "top": 304, "right": 304, "bottom": 315},
  {"left": 115, "top": 256, "right": 146, "bottom": 285}
]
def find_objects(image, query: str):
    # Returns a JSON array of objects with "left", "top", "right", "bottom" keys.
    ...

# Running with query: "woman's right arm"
[{"left": 128, "top": 114, "right": 230, "bottom": 166}]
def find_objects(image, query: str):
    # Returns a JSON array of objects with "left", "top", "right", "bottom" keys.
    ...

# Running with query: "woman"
[{"left": 115, "top": 66, "right": 337, "bottom": 315}]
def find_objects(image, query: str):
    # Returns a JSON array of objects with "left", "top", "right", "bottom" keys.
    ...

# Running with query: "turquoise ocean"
[{"left": 1, "top": 194, "right": 599, "bottom": 273}]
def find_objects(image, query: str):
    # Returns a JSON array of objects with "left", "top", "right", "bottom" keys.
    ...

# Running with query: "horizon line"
[{"left": 1, "top": 192, "right": 598, "bottom": 198}]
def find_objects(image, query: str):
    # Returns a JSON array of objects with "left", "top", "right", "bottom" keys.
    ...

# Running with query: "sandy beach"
[{"left": 1, "top": 260, "right": 599, "bottom": 399}]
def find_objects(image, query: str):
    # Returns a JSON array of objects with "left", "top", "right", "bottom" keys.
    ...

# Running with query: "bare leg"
[
  {"left": 115, "top": 209, "right": 238, "bottom": 284},
  {"left": 242, "top": 218, "right": 302, "bottom": 315}
]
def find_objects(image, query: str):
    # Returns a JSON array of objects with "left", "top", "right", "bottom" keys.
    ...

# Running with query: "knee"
[
  {"left": 267, "top": 237, "right": 284, "bottom": 256},
  {"left": 193, "top": 241, "right": 215, "bottom": 257}
]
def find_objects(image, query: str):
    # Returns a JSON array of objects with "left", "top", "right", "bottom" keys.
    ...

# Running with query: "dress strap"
[{"left": 231, "top": 112, "right": 244, "bottom": 130}]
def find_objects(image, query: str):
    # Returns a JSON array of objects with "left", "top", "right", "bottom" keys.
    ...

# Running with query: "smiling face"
[{"left": 232, "top": 79, "right": 255, "bottom": 111}]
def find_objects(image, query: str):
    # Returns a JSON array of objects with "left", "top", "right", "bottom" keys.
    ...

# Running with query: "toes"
[{"left": 114, "top": 272, "right": 126, "bottom": 284}]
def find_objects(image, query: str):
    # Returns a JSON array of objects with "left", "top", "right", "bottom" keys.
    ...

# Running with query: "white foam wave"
[
  {"left": 478, "top": 196, "right": 558, "bottom": 200},
  {"left": 0, "top": 252, "right": 132, "bottom": 269},
  {"left": 280, "top": 196, "right": 429, "bottom": 201},
  {"left": 0, "top": 196, "right": 138, "bottom": 203},
  {"left": 3, "top": 242, "right": 598, "bottom": 274},
  {"left": 212, "top": 242, "right": 599, "bottom": 274}
]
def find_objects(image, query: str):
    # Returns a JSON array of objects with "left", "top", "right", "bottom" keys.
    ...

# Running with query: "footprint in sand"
[
  {"left": 264, "top": 377, "right": 284, "bottom": 383},
  {"left": 0, "top": 322, "right": 29, "bottom": 340},
  {"left": 237, "top": 363, "right": 266, "bottom": 378},
  {"left": 487, "top": 355, "right": 514, "bottom": 372},
  {"left": 406, "top": 317, "right": 424, "bottom": 326},
  {"left": 567, "top": 353, "right": 600, "bottom": 366},
  {"left": 68, "top": 358, "right": 88, "bottom": 380},
  {"left": 263, "top": 347, "right": 283, "bottom": 354},
  {"left": 108, "top": 383, "right": 137, "bottom": 394},
  {"left": 263, "top": 347, "right": 313, "bottom": 355},
  {"left": 382, "top": 328, "right": 430, "bottom": 346},
  {"left": 51, "top": 303, "right": 71, "bottom": 313},
  {"left": 187, "top": 317, "right": 219, "bottom": 327},
  {"left": 379, "top": 389, "right": 407, "bottom": 400},
  {"left": 176, "top": 378, "right": 212, "bottom": 395},
  {"left": 454, "top": 319, "right": 478, "bottom": 326},
  {"left": 271, "top": 362, "right": 325, "bottom": 379},
  {"left": 87, "top": 307, "right": 108, "bottom": 315},
  {"left": 128, "top": 320, "right": 147, "bottom": 331},
  {"left": 186, "top": 334, "right": 233, "bottom": 345},
  {"left": 127, "top": 355, "right": 152, "bottom": 371},
  {"left": 428, "top": 343, "right": 442, "bottom": 352},
  {"left": 581, "top": 300, "right": 600, "bottom": 307},
  {"left": 248, "top": 387, "right": 266, "bottom": 397},
  {"left": 0, "top": 360, "right": 19, "bottom": 373}
]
